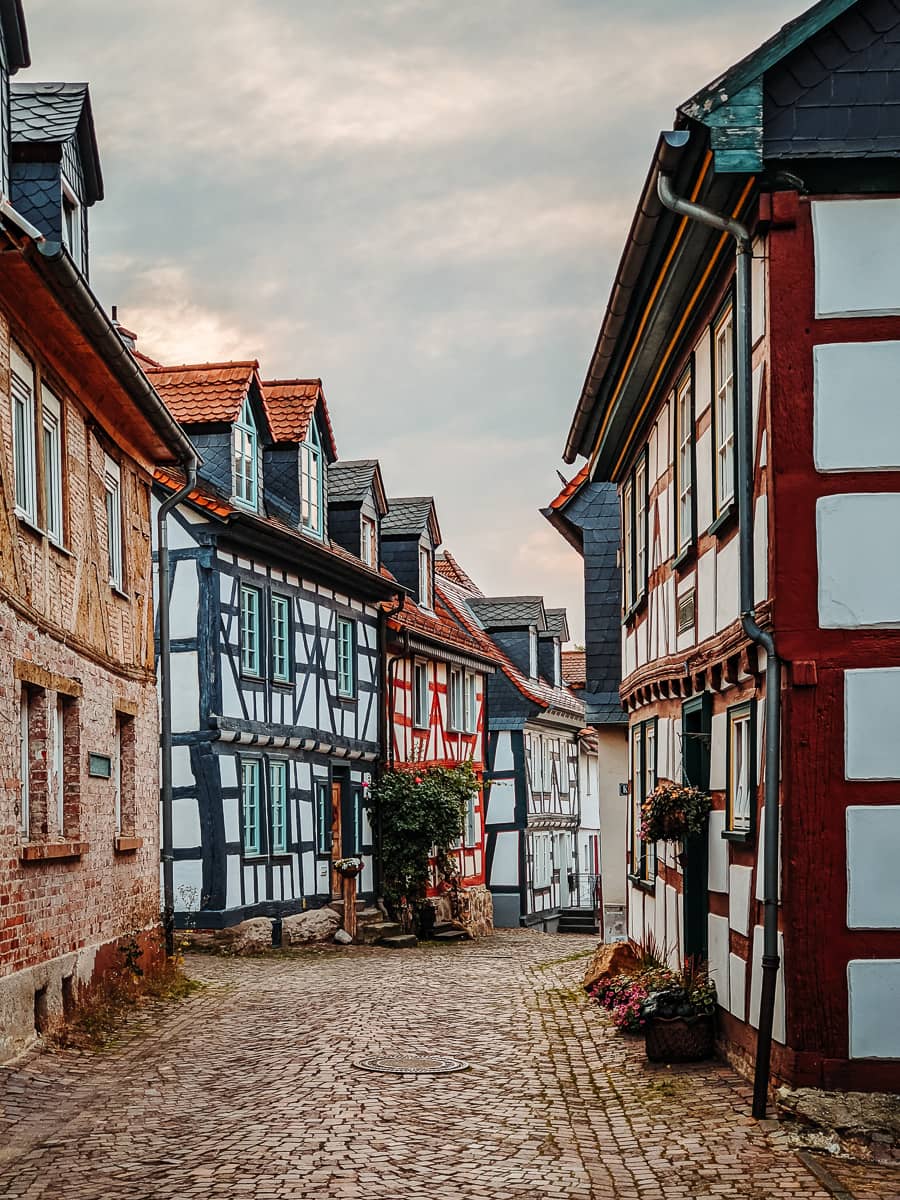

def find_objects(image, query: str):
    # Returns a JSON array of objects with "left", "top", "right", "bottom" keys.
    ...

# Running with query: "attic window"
[
  {"left": 301, "top": 418, "right": 323, "bottom": 538},
  {"left": 233, "top": 395, "right": 258, "bottom": 510},
  {"left": 361, "top": 515, "right": 377, "bottom": 567},
  {"left": 61, "top": 182, "right": 82, "bottom": 268},
  {"left": 529, "top": 628, "right": 538, "bottom": 680},
  {"left": 554, "top": 640, "right": 562, "bottom": 688},
  {"left": 418, "top": 546, "right": 432, "bottom": 609}
]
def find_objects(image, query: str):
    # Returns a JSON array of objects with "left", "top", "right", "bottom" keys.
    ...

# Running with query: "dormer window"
[
  {"left": 233, "top": 395, "right": 258, "bottom": 509},
  {"left": 61, "top": 182, "right": 82, "bottom": 268},
  {"left": 301, "top": 418, "right": 323, "bottom": 537},
  {"left": 418, "top": 546, "right": 432, "bottom": 609},
  {"left": 529, "top": 627, "right": 538, "bottom": 680},
  {"left": 554, "top": 639, "right": 562, "bottom": 688},
  {"left": 361, "top": 515, "right": 377, "bottom": 567}
]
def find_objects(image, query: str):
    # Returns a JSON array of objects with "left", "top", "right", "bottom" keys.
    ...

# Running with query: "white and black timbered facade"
[{"left": 150, "top": 364, "right": 396, "bottom": 928}]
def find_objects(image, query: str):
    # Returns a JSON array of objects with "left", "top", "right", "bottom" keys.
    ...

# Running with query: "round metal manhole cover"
[{"left": 354, "top": 1053, "right": 469, "bottom": 1075}]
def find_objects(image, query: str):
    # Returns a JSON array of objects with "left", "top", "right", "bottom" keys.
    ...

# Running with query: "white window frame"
[
  {"left": 622, "top": 479, "right": 634, "bottom": 610},
  {"left": 464, "top": 794, "right": 477, "bottom": 848},
  {"left": 240, "top": 584, "right": 261, "bottom": 677},
  {"left": 113, "top": 716, "right": 122, "bottom": 836},
  {"left": 52, "top": 697, "right": 65, "bottom": 835},
  {"left": 418, "top": 545, "right": 432, "bottom": 609},
  {"left": 634, "top": 456, "right": 647, "bottom": 599},
  {"left": 241, "top": 758, "right": 262, "bottom": 855},
  {"left": 675, "top": 372, "right": 694, "bottom": 552},
  {"left": 19, "top": 690, "right": 30, "bottom": 838},
  {"left": 553, "top": 640, "right": 562, "bottom": 688},
  {"left": 714, "top": 307, "right": 735, "bottom": 514},
  {"left": 413, "top": 660, "right": 429, "bottom": 729},
  {"left": 270, "top": 760, "right": 288, "bottom": 854},
  {"left": 532, "top": 833, "right": 551, "bottom": 890},
  {"left": 233, "top": 394, "right": 258, "bottom": 510},
  {"left": 542, "top": 738, "right": 553, "bottom": 793},
  {"left": 360, "top": 515, "right": 377, "bottom": 567},
  {"left": 315, "top": 780, "right": 331, "bottom": 854},
  {"left": 104, "top": 455, "right": 123, "bottom": 591},
  {"left": 300, "top": 418, "right": 323, "bottom": 537},
  {"left": 336, "top": 617, "right": 355, "bottom": 698},
  {"left": 61, "top": 179, "right": 82, "bottom": 267},
  {"left": 41, "top": 384, "right": 63, "bottom": 544},
  {"left": 10, "top": 343, "right": 37, "bottom": 523},
  {"left": 449, "top": 667, "right": 464, "bottom": 731},
  {"left": 727, "top": 704, "right": 753, "bottom": 833},
  {"left": 529, "top": 627, "right": 538, "bottom": 679},
  {"left": 271, "top": 595, "right": 291, "bottom": 683},
  {"left": 630, "top": 718, "right": 657, "bottom": 883},
  {"left": 463, "top": 672, "right": 477, "bottom": 734}
]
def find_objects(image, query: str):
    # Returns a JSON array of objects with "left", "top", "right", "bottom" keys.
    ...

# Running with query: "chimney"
[{"left": 111, "top": 305, "right": 137, "bottom": 352}]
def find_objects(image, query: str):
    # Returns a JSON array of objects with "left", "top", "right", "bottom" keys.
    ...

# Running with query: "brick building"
[{"left": 0, "top": 10, "right": 194, "bottom": 1060}]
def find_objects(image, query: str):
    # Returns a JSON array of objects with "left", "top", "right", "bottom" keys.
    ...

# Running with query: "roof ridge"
[{"left": 145, "top": 360, "right": 259, "bottom": 373}]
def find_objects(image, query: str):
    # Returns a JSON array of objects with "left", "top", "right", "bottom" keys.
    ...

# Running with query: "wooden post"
[{"left": 341, "top": 871, "right": 358, "bottom": 942}]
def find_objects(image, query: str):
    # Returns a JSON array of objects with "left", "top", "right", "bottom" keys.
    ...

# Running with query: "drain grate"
[{"left": 354, "top": 1052, "right": 469, "bottom": 1075}]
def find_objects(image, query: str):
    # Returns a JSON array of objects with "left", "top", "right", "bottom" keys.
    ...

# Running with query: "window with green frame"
[
  {"left": 351, "top": 784, "right": 364, "bottom": 855},
  {"left": 240, "top": 584, "right": 261, "bottom": 676},
  {"left": 269, "top": 760, "right": 287, "bottom": 853},
  {"left": 629, "top": 717, "right": 657, "bottom": 883},
  {"left": 241, "top": 758, "right": 262, "bottom": 855},
  {"left": 336, "top": 617, "right": 355, "bottom": 698},
  {"left": 271, "top": 595, "right": 291, "bottom": 683},
  {"left": 622, "top": 449, "right": 649, "bottom": 612},
  {"left": 315, "top": 780, "right": 332, "bottom": 854},
  {"left": 300, "top": 418, "right": 323, "bottom": 537},
  {"left": 233, "top": 394, "right": 258, "bottom": 509}
]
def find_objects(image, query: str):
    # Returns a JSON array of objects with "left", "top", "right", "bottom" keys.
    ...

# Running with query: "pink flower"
[{"left": 414, "top": 776, "right": 422, "bottom": 784}]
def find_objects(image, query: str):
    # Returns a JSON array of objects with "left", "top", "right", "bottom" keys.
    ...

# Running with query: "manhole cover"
[{"left": 354, "top": 1053, "right": 469, "bottom": 1075}]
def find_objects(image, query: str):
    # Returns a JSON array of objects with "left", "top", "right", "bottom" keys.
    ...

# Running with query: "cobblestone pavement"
[{"left": 0, "top": 930, "right": 895, "bottom": 1199}]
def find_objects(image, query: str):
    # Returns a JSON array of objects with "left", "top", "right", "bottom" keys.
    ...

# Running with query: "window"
[
  {"left": 360, "top": 515, "right": 377, "bottom": 567},
  {"left": 19, "top": 690, "right": 30, "bottom": 837},
  {"left": 532, "top": 833, "right": 552, "bottom": 890},
  {"left": 351, "top": 785, "right": 364, "bottom": 855},
  {"left": 337, "top": 617, "right": 355, "bottom": 698},
  {"left": 240, "top": 585, "right": 261, "bottom": 676},
  {"left": 622, "top": 479, "right": 633, "bottom": 609},
  {"left": 300, "top": 418, "right": 322, "bottom": 536},
  {"left": 727, "top": 704, "right": 754, "bottom": 834},
  {"left": 241, "top": 759, "right": 262, "bottom": 855},
  {"left": 542, "top": 739, "right": 553, "bottom": 793},
  {"left": 464, "top": 794, "right": 477, "bottom": 848},
  {"left": 233, "top": 395, "right": 258, "bottom": 509},
  {"left": 113, "top": 717, "right": 122, "bottom": 836},
  {"left": 553, "top": 640, "right": 562, "bottom": 688},
  {"left": 413, "top": 660, "right": 429, "bottom": 728},
  {"left": 42, "top": 386, "right": 63, "bottom": 544},
  {"left": 113, "top": 711, "right": 135, "bottom": 839},
  {"left": 315, "top": 780, "right": 332, "bottom": 853},
  {"left": 271, "top": 595, "right": 291, "bottom": 683},
  {"left": 270, "top": 760, "right": 287, "bottom": 853},
  {"left": 61, "top": 182, "right": 82, "bottom": 266},
  {"left": 449, "top": 668, "right": 464, "bottom": 731},
  {"left": 104, "top": 456, "right": 123, "bottom": 590},
  {"left": 10, "top": 343, "right": 37, "bottom": 522},
  {"left": 418, "top": 546, "right": 432, "bottom": 608},
  {"left": 51, "top": 697, "right": 65, "bottom": 835},
  {"left": 463, "top": 672, "right": 477, "bottom": 734},
  {"left": 529, "top": 627, "right": 538, "bottom": 679},
  {"left": 630, "top": 717, "right": 658, "bottom": 883},
  {"left": 714, "top": 307, "right": 735, "bottom": 514},
  {"left": 622, "top": 453, "right": 649, "bottom": 610},
  {"left": 675, "top": 370, "right": 694, "bottom": 553}
]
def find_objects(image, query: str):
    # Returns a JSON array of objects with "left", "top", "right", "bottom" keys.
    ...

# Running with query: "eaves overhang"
[{"left": 395, "top": 632, "right": 497, "bottom": 675}]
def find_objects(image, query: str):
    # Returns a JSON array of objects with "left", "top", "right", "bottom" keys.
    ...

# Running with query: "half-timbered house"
[
  {"left": 148, "top": 362, "right": 396, "bottom": 930},
  {"left": 559, "top": 0, "right": 900, "bottom": 1093},
  {"left": 0, "top": 18, "right": 197, "bottom": 1060}
]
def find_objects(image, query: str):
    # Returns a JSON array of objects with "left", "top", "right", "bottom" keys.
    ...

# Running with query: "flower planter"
[{"left": 644, "top": 1012, "right": 715, "bottom": 1063}]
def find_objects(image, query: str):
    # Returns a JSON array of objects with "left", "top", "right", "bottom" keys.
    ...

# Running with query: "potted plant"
[
  {"left": 334, "top": 857, "right": 362, "bottom": 877},
  {"left": 641, "top": 959, "right": 717, "bottom": 1062},
  {"left": 640, "top": 779, "right": 712, "bottom": 844}
]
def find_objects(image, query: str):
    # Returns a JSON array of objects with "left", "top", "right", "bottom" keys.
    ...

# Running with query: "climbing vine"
[{"left": 368, "top": 761, "right": 479, "bottom": 920}]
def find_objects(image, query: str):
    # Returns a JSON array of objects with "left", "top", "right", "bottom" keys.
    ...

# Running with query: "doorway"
[{"left": 681, "top": 694, "right": 711, "bottom": 960}]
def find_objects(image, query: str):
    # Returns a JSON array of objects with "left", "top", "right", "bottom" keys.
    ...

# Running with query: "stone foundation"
[{"left": 432, "top": 885, "right": 494, "bottom": 939}]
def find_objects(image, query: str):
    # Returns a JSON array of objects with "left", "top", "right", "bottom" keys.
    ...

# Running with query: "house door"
[
  {"left": 330, "top": 781, "right": 343, "bottom": 899},
  {"left": 556, "top": 833, "right": 571, "bottom": 908},
  {"left": 681, "top": 695, "right": 711, "bottom": 960}
]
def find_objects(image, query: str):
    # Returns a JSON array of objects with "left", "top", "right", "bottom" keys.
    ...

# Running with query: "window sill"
[
  {"left": 114, "top": 835, "right": 143, "bottom": 854},
  {"left": 624, "top": 594, "right": 648, "bottom": 623},
  {"left": 628, "top": 872, "right": 656, "bottom": 893},
  {"left": 20, "top": 840, "right": 88, "bottom": 862},
  {"left": 673, "top": 544, "right": 695, "bottom": 570},
  {"left": 48, "top": 538, "right": 73, "bottom": 558},
  {"left": 721, "top": 828, "right": 753, "bottom": 844},
  {"left": 707, "top": 503, "right": 736, "bottom": 537},
  {"left": 15, "top": 511, "right": 43, "bottom": 539},
  {"left": 272, "top": 678, "right": 293, "bottom": 690},
  {"left": 110, "top": 584, "right": 131, "bottom": 601}
]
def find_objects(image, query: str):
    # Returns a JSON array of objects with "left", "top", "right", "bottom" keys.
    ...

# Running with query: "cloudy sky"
[{"left": 25, "top": 0, "right": 800, "bottom": 640}]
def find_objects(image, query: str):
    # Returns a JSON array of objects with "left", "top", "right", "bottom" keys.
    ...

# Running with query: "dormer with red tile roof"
[{"left": 260, "top": 377, "right": 338, "bottom": 541}]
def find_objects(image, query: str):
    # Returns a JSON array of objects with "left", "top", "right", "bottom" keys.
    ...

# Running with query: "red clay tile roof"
[
  {"left": 262, "top": 378, "right": 338, "bottom": 460},
  {"left": 145, "top": 361, "right": 258, "bottom": 426},
  {"left": 561, "top": 650, "right": 586, "bottom": 687},
  {"left": 387, "top": 592, "right": 500, "bottom": 667},
  {"left": 548, "top": 463, "right": 590, "bottom": 511},
  {"left": 435, "top": 551, "right": 483, "bottom": 596}
]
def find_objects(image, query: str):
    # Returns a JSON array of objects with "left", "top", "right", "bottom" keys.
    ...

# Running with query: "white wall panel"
[
  {"left": 708, "top": 914, "right": 730, "bottom": 1010},
  {"left": 729, "top": 864, "right": 753, "bottom": 936},
  {"left": 696, "top": 430, "right": 713, "bottom": 531},
  {"left": 694, "top": 329, "right": 712, "bottom": 415},
  {"left": 754, "top": 496, "right": 768, "bottom": 606},
  {"left": 847, "top": 806, "right": 900, "bottom": 928},
  {"left": 487, "top": 778, "right": 515, "bottom": 824},
  {"left": 749, "top": 926, "right": 786, "bottom": 1043},
  {"left": 493, "top": 731, "right": 514, "bottom": 773},
  {"left": 813, "top": 198, "right": 900, "bottom": 318},
  {"left": 697, "top": 549, "right": 716, "bottom": 642},
  {"left": 729, "top": 953, "right": 747, "bottom": 1021},
  {"left": 814, "top": 340, "right": 900, "bottom": 471},
  {"left": 845, "top": 668, "right": 900, "bottom": 779},
  {"left": 490, "top": 831, "right": 519, "bottom": 886},
  {"left": 169, "top": 559, "right": 199, "bottom": 640},
  {"left": 708, "top": 810, "right": 728, "bottom": 892},
  {"left": 715, "top": 535, "right": 740, "bottom": 632},
  {"left": 755, "top": 804, "right": 782, "bottom": 903},
  {"left": 709, "top": 711, "right": 727, "bottom": 791},
  {"left": 170, "top": 653, "right": 199, "bottom": 732},
  {"left": 848, "top": 960, "right": 900, "bottom": 1057},
  {"left": 665, "top": 884, "right": 679, "bottom": 967},
  {"left": 172, "top": 797, "right": 201, "bottom": 848},
  {"left": 818, "top": 494, "right": 900, "bottom": 627},
  {"left": 751, "top": 237, "right": 766, "bottom": 345}
]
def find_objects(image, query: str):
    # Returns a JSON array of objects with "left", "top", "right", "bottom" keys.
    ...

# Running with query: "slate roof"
[
  {"left": 11, "top": 82, "right": 103, "bottom": 203},
  {"left": 328, "top": 460, "right": 379, "bottom": 504},
  {"left": 262, "top": 378, "right": 338, "bottom": 460},
  {"left": 467, "top": 596, "right": 548, "bottom": 632},
  {"left": 435, "top": 551, "right": 483, "bottom": 596},
  {"left": 544, "top": 608, "right": 570, "bottom": 640},
  {"left": 145, "top": 362, "right": 258, "bottom": 426},
  {"left": 561, "top": 650, "right": 586, "bottom": 687},
  {"left": 383, "top": 496, "right": 441, "bottom": 544}
]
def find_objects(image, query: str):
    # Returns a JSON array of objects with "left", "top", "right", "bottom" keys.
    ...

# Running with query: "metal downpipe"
[
  {"left": 157, "top": 461, "right": 198, "bottom": 957},
  {"left": 657, "top": 163, "right": 782, "bottom": 1118}
]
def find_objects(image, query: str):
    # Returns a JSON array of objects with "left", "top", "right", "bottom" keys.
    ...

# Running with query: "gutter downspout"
[
  {"left": 158, "top": 461, "right": 199, "bottom": 957},
  {"left": 377, "top": 595, "right": 405, "bottom": 902},
  {"left": 658, "top": 158, "right": 782, "bottom": 1119}
]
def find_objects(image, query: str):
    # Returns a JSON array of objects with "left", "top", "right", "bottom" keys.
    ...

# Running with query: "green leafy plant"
[
  {"left": 368, "top": 761, "right": 479, "bottom": 926},
  {"left": 640, "top": 779, "right": 712, "bottom": 842}
]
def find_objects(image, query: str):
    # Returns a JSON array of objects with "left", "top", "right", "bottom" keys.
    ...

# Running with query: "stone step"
[
  {"left": 378, "top": 934, "right": 418, "bottom": 949},
  {"left": 433, "top": 930, "right": 468, "bottom": 942},
  {"left": 432, "top": 921, "right": 465, "bottom": 935},
  {"left": 360, "top": 921, "right": 403, "bottom": 944}
]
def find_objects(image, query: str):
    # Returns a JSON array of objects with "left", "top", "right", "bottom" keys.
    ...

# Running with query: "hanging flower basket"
[
  {"left": 334, "top": 857, "right": 363, "bottom": 877},
  {"left": 640, "top": 780, "right": 711, "bottom": 843}
]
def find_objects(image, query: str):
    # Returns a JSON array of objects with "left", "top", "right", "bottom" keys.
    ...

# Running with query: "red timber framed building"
[
  {"left": 560, "top": 0, "right": 900, "bottom": 1093},
  {"left": 382, "top": 516, "right": 499, "bottom": 937}
]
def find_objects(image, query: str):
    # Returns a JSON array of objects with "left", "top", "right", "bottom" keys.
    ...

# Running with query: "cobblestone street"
[{"left": 0, "top": 931, "right": 895, "bottom": 1199}]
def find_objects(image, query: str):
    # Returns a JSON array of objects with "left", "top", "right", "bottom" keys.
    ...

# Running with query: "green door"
[{"left": 681, "top": 694, "right": 711, "bottom": 961}]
